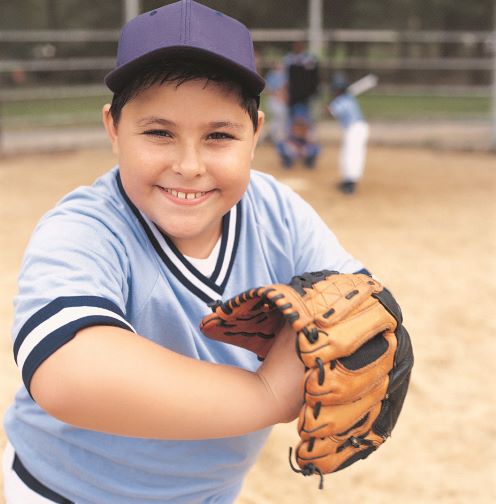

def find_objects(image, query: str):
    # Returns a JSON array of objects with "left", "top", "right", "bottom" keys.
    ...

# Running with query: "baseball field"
[{"left": 0, "top": 142, "right": 494, "bottom": 503}]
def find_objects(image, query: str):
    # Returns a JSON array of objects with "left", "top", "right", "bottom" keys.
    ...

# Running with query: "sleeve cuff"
[{"left": 13, "top": 296, "right": 136, "bottom": 395}]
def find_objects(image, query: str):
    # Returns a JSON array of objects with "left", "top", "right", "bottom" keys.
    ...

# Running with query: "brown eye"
[
  {"left": 144, "top": 130, "right": 172, "bottom": 138},
  {"left": 208, "top": 132, "right": 234, "bottom": 140}
]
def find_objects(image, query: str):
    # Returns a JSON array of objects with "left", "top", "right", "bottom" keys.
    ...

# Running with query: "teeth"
[{"left": 165, "top": 188, "right": 205, "bottom": 200}]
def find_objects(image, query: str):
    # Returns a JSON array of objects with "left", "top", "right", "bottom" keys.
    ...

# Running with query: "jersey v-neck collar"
[{"left": 116, "top": 172, "right": 241, "bottom": 304}]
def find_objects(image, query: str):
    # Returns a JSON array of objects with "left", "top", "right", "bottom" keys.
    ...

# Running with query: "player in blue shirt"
[
  {"left": 3, "top": 3, "right": 370, "bottom": 503},
  {"left": 264, "top": 60, "right": 288, "bottom": 145},
  {"left": 328, "top": 73, "right": 370, "bottom": 194}
]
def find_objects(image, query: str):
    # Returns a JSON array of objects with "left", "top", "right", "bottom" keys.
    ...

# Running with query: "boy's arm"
[{"left": 30, "top": 323, "right": 304, "bottom": 439}]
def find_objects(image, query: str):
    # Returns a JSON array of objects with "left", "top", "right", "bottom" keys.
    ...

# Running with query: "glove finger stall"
[
  {"left": 297, "top": 298, "right": 397, "bottom": 368},
  {"left": 286, "top": 274, "right": 384, "bottom": 333},
  {"left": 295, "top": 426, "right": 385, "bottom": 475},
  {"left": 304, "top": 330, "right": 396, "bottom": 406},
  {"left": 298, "top": 380, "right": 388, "bottom": 440},
  {"left": 200, "top": 287, "right": 285, "bottom": 358}
]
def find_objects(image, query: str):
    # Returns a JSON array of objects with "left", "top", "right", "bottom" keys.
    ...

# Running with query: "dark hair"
[{"left": 109, "top": 57, "right": 260, "bottom": 131}]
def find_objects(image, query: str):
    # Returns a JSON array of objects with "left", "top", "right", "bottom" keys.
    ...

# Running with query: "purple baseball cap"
[{"left": 105, "top": 0, "right": 265, "bottom": 97}]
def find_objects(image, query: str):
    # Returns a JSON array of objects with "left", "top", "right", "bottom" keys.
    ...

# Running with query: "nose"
[{"left": 173, "top": 143, "right": 205, "bottom": 178}]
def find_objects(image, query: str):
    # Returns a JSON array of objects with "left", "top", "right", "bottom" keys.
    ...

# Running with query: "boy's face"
[{"left": 103, "top": 80, "right": 263, "bottom": 257}]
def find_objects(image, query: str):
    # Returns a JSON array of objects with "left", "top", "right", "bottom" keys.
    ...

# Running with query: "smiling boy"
[
  {"left": 106, "top": 75, "right": 258, "bottom": 258},
  {"left": 3, "top": 2, "right": 370, "bottom": 503}
]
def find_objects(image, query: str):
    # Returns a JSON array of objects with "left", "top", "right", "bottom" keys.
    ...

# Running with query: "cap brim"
[{"left": 105, "top": 46, "right": 265, "bottom": 96}]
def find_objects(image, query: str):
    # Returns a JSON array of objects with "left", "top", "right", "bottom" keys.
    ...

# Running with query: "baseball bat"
[{"left": 347, "top": 74, "right": 378, "bottom": 96}]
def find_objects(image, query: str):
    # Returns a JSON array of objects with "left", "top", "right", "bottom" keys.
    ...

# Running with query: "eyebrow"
[
  {"left": 137, "top": 117, "right": 246, "bottom": 130},
  {"left": 137, "top": 117, "right": 175, "bottom": 127},
  {"left": 208, "top": 121, "right": 245, "bottom": 130}
]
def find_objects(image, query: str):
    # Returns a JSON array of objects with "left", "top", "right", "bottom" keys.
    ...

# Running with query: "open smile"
[
  {"left": 163, "top": 188, "right": 206, "bottom": 200},
  {"left": 157, "top": 186, "right": 213, "bottom": 204}
]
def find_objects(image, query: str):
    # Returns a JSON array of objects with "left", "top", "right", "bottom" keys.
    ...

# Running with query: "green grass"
[
  {"left": 1, "top": 95, "right": 110, "bottom": 128},
  {"left": 1, "top": 93, "right": 491, "bottom": 129},
  {"left": 357, "top": 94, "right": 490, "bottom": 120}
]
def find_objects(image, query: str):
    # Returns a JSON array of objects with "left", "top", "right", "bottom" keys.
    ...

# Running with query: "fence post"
[
  {"left": 491, "top": 5, "right": 496, "bottom": 150},
  {"left": 308, "top": 0, "right": 323, "bottom": 57},
  {"left": 124, "top": 0, "right": 140, "bottom": 23}
]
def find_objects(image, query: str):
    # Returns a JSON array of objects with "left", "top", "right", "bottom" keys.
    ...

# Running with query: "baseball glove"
[{"left": 200, "top": 270, "right": 413, "bottom": 487}]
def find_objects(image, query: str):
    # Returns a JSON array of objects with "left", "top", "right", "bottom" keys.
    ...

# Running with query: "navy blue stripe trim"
[
  {"left": 159, "top": 230, "right": 224, "bottom": 295},
  {"left": 22, "top": 316, "right": 133, "bottom": 396},
  {"left": 210, "top": 209, "right": 231, "bottom": 282},
  {"left": 14, "top": 296, "right": 127, "bottom": 363},
  {"left": 355, "top": 268, "right": 372, "bottom": 276},
  {"left": 116, "top": 172, "right": 162, "bottom": 251},
  {"left": 13, "top": 453, "right": 74, "bottom": 503},
  {"left": 154, "top": 247, "right": 220, "bottom": 303},
  {"left": 219, "top": 202, "right": 242, "bottom": 290}
]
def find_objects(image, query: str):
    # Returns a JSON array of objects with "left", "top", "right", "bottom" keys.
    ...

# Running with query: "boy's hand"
[
  {"left": 200, "top": 271, "right": 413, "bottom": 486},
  {"left": 256, "top": 322, "right": 305, "bottom": 424}
]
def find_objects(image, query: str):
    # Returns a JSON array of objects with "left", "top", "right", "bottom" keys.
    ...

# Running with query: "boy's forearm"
[{"left": 30, "top": 325, "right": 282, "bottom": 439}]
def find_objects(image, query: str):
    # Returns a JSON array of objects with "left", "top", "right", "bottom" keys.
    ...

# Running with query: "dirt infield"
[{"left": 1, "top": 143, "right": 495, "bottom": 503}]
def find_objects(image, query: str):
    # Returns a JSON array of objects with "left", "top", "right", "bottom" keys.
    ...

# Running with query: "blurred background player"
[
  {"left": 275, "top": 111, "right": 320, "bottom": 168},
  {"left": 277, "top": 42, "right": 321, "bottom": 168},
  {"left": 265, "top": 60, "right": 288, "bottom": 145},
  {"left": 283, "top": 41, "right": 320, "bottom": 124},
  {"left": 328, "top": 72, "right": 370, "bottom": 194}
]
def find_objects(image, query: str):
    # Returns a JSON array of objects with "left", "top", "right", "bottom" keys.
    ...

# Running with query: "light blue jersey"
[
  {"left": 5, "top": 167, "right": 363, "bottom": 503},
  {"left": 265, "top": 69, "right": 287, "bottom": 93},
  {"left": 329, "top": 93, "right": 364, "bottom": 129}
]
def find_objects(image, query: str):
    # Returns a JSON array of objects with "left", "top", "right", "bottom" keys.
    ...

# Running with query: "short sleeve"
[
  {"left": 12, "top": 209, "right": 136, "bottom": 395},
  {"left": 247, "top": 172, "right": 365, "bottom": 277},
  {"left": 283, "top": 187, "right": 365, "bottom": 274}
]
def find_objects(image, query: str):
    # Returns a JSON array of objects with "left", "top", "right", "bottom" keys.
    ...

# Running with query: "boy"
[
  {"left": 328, "top": 72, "right": 370, "bottom": 194},
  {"left": 3, "top": 2, "right": 371, "bottom": 503}
]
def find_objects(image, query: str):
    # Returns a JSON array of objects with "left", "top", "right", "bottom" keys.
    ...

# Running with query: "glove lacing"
[{"left": 288, "top": 447, "right": 325, "bottom": 490}]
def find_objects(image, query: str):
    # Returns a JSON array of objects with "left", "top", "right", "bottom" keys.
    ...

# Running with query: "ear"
[
  {"left": 102, "top": 104, "right": 119, "bottom": 155},
  {"left": 251, "top": 111, "right": 265, "bottom": 160}
]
